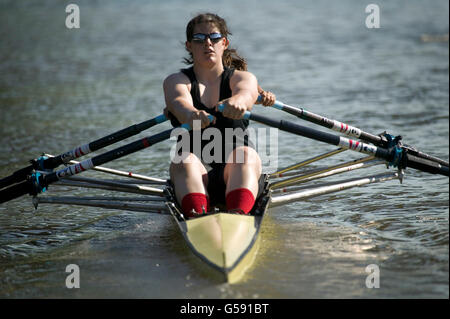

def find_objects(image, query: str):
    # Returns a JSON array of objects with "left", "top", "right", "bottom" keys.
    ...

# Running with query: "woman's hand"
[
  {"left": 187, "top": 110, "right": 215, "bottom": 129},
  {"left": 256, "top": 90, "right": 276, "bottom": 106},
  {"left": 216, "top": 97, "right": 247, "bottom": 119}
]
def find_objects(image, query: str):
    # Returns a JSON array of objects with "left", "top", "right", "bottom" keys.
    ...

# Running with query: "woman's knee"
[
  {"left": 170, "top": 153, "right": 206, "bottom": 178},
  {"left": 226, "top": 146, "right": 261, "bottom": 168}
]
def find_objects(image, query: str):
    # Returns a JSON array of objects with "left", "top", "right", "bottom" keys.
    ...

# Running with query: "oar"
[
  {"left": 0, "top": 118, "right": 212, "bottom": 204},
  {"left": 259, "top": 97, "right": 449, "bottom": 168},
  {"left": 0, "top": 114, "right": 169, "bottom": 190},
  {"left": 217, "top": 105, "right": 449, "bottom": 177}
]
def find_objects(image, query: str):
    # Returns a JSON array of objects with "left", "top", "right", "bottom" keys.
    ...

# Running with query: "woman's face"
[{"left": 186, "top": 22, "right": 229, "bottom": 67}]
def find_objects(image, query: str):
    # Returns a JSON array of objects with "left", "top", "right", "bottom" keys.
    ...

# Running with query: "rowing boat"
[
  {"left": 1, "top": 96, "right": 448, "bottom": 283},
  {"left": 29, "top": 150, "right": 402, "bottom": 283},
  {"left": 165, "top": 175, "right": 270, "bottom": 283}
]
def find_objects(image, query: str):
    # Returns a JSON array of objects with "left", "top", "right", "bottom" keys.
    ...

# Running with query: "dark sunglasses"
[{"left": 191, "top": 32, "right": 224, "bottom": 44}]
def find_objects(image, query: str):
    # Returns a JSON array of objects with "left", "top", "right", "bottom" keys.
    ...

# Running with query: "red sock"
[
  {"left": 225, "top": 188, "right": 255, "bottom": 215},
  {"left": 181, "top": 193, "right": 209, "bottom": 218}
]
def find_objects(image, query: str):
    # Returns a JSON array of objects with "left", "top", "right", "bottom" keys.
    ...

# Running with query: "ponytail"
[{"left": 223, "top": 48, "right": 248, "bottom": 71}]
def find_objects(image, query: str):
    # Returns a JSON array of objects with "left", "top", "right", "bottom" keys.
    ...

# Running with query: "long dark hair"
[{"left": 183, "top": 13, "right": 248, "bottom": 71}]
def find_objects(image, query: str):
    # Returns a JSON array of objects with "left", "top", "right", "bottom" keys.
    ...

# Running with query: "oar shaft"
[
  {"left": 0, "top": 114, "right": 168, "bottom": 189},
  {"left": 0, "top": 117, "right": 212, "bottom": 204},
  {"left": 45, "top": 114, "right": 168, "bottom": 167},
  {"left": 0, "top": 129, "right": 172, "bottom": 204},
  {"left": 405, "top": 153, "right": 449, "bottom": 175},
  {"left": 236, "top": 107, "right": 449, "bottom": 177},
  {"left": 45, "top": 129, "right": 174, "bottom": 185},
  {"left": 0, "top": 180, "right": 33, "bottom": 203},
  {"left": 269, "top": 100, "right": 449, "bottom": 167},
  {"left": 0, "top": 166, "right": 34, "bottom": 190},
  {"left": 44, "top": 154, "right": 167, "bottom": 184},
  {"left": 272, "top": 101, "right": 382, "bottom": 142},
  {"left": 248, "top": 112, "right": 392, "bottom": 160},
  {"left": 401, "top": 146, "right": 449, "bottom": 168}
]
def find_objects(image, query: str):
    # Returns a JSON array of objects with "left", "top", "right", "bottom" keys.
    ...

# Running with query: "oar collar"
[{"left": 383, "top": 133, "right": 405, "bottom": 169}]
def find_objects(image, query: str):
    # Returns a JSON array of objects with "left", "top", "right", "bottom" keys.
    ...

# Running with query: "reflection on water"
[{"left": 0, "top": 0, "right": 448, "bottom": 298}]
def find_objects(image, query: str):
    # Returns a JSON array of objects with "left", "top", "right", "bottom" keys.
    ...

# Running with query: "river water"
[{"left": 0, "top": 0, "right": 448, "bottom": 299}]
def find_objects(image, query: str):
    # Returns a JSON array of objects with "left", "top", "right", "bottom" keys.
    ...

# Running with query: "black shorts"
[
  {"left": 175, "top": 125, "right": 256, "bottom": 165},
  {"left": 206, "top": 163, "right": 266, "bottom": 207}
]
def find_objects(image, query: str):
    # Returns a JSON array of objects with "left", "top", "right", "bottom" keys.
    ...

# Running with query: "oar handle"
[
  {"left": 217, "top": 104, "right": 251, "bottom": 120},
  {"left": 180, "top": 114, "right": 215, "bottom": 131},
  {"left": 256, "top": 95, "right": 284, "bottom": 110}
]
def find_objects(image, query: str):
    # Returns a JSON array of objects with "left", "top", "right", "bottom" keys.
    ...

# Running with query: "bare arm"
[
  {"left": 218, "top": 70, "right": 259, "bottom": 119},
  {"left": 163, "top": 72, "right": 213, "bottom": 128}
]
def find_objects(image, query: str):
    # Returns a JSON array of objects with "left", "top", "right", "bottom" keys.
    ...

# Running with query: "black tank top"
[
  {"left": 168, "top": 66, "right": 252, "bottom": 166},
  {"left": 169, "top": 66, "right": 249, "bottom": 129}
]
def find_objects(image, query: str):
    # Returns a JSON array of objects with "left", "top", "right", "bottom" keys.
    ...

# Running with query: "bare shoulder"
[
  {"left": 231, "top": 69, "right": 257, "bottom": 82},
  {"left": 163, "top": 71, "right": 193, "bottom": 104},
  {"left": 230, "top": 70, "right": 258, "bottom": 91},
  {"left": 163, "top": 71, "right": 190, "bottom": 89}
]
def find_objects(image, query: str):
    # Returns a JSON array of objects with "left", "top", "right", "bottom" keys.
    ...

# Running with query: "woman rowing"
[{"left": 163, "top": 13, "right": 275, "bottom": 218}]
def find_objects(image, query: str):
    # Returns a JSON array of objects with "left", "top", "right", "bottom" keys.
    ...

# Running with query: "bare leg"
[
  {"left": 224, "top": 146, "right": 262, "bottom": 199},
  {"left": 170, "top": 152, "right": 209, "bottom": 206}
]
